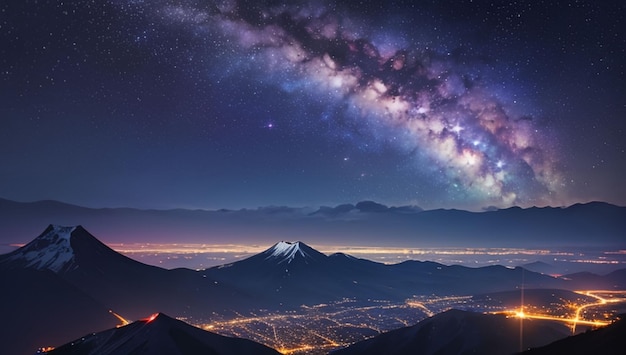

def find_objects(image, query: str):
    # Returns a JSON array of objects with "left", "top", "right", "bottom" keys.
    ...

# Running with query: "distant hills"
[
  {"left": 2, "top": 225, "right": 624, "bottom": 354},
  {"left": 0, "top": 198, "right": 624, "bottom": 248}
]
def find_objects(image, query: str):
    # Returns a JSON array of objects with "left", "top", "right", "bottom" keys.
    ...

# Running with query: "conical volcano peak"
[
  {"left": 1, "top": 224, "right": 79, "bottom": 273},
  {"left": 39, "top": 224, "right": 78, "bottom": 243},
  {"left": 47, "top": 311, "right": 281, "bottom": 355},
  {"left": 47, "top": 224, "right": 77, "bottom": 236},
  {"left": 263, "top": 241, "right": 325, "bottom": 264}
]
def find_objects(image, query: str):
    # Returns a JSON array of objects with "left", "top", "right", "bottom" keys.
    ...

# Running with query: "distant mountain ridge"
[{"left": 0, "top": 198, "right": 624, "bottom": 248}]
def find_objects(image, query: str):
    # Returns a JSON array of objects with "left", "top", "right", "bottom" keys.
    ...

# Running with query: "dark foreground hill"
[
  {"left": 333, "top": 309, "right": 572, "bottom": 355},
  {"left": 521, "top": 314, "right": 626, "bottom": 355},
  {"left": 46, "top": 312, "right": 280, "bottom": 355},
  {"left": 0, "top": 268, "right": 117, "bottom": 355}
]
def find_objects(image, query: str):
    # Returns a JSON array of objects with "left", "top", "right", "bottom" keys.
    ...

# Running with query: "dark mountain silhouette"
[
  {"left": 205, "top": 241, "right": 372, "bottom": 306},
  {"left": 46, "top": 312, "right": 280, "bottom": 355},
  {"left": 521, "top": 314, "right": 625, "bottom": 355},
  {"left": 205, "top": 241, "right": 587, "bottom": 308},
  {"left": 333, "top": 309, "right": 572, "bottom": 355},
  {"left": 0, "top": 225, "right": 251, "bottom": 320}
]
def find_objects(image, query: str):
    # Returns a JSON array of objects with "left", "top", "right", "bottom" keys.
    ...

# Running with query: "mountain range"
[
  {"left": 204, "top": 240, "right": 576, "bottom": 308},
  {"left": 1, "top": 224, "right": 625, "bottom": 354},
  {"left": 1, "top": 198, "right": 624, "bottom": 248}
]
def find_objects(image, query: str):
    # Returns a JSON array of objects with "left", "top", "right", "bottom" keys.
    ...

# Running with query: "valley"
[{"left": 181, "top": 290, "right": 626, "bottom": 354}]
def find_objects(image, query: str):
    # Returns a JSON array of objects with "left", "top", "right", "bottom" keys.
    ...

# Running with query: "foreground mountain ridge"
[
  {"left": 46, "top": 312, "right": 280, "bottom": 355},
  {"left": 521, "top": 314, "right": 626, "bottom": 354},
  {"left": 352, "top": 309, "right": 626, "bottom": 355}
]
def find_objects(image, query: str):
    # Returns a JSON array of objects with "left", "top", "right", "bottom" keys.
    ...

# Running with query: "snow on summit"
[
  {"left": 265, "top": 241, "right": 310, "bottom": 264},
  {"left": 5, "top": 225, "right": 77, "bottom": 272}
]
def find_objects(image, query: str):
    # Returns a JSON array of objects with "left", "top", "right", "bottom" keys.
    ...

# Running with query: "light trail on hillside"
[{"left": 499, "top": 290, "right": 626, "bottom": 334}]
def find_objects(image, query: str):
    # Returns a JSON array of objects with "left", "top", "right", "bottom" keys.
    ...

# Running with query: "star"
[{"left": 451, "top": 123, "right": 464, "bottom": 136}]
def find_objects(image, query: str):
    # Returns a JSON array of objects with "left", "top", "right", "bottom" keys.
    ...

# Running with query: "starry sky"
[{"left": 1, "top": 0, "right": 624, "bottom": 211}]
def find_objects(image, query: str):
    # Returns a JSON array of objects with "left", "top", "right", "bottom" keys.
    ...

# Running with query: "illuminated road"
[
  {"left": 570, "top": 290, "right": 626, "bottom": 333},
  {"left": 108, "top": 309, "right": 130, "bottom": 327},
  {"left": 500, "top": 290, "right": 626, "bottom": 334}
]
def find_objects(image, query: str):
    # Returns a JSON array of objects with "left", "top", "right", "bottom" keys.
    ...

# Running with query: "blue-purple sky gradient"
[{"left": 1, "top": 0, "right": 624, "bottom": 211}]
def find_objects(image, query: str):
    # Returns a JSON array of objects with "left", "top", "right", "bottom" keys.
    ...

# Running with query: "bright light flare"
[
  {"left": 144, "top": 313, "right": 159, "bottom": 323},
  {"left": 277, "top": 345, "right": 315, "bottom": 354},
  {"left": 109, "top": 309, "right": 130, "bottom": 327},
  {"left": 500, "top": 290, "right": 626, "bottom": 335}
]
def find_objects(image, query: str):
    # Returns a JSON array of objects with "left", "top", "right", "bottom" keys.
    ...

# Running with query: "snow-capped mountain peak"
[
  {"left": 264, "top": 241, "right": 311, "bottom": 264},
  {"left": 4, "top": 224, "right": 77, "bottom": 273}
]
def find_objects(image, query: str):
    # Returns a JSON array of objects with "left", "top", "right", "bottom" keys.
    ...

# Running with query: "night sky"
[{"left": 1, "top": 0, "right": 624, "bottom": 211}]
